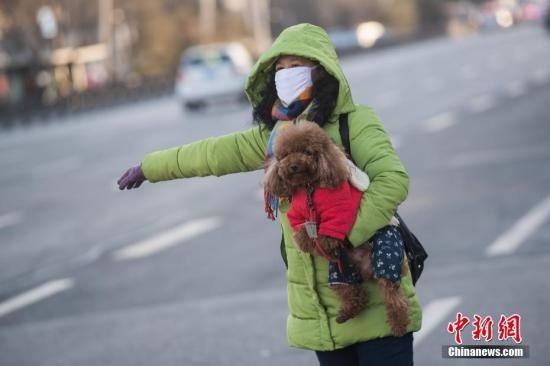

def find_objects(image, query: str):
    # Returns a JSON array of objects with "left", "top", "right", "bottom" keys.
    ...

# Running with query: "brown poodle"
[{"left": 264, "top": 121, "right": 410, "bottom": 335}]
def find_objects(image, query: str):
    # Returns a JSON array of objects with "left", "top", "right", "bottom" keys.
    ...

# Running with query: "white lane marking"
[
  {"left": 0, "top": 278, "right": 75, "bottom": 318},
  {"left": 504, "top": 80, "right": 527, "bottom": 98},
  {"left": 468, "top": 94, "right": 496, "bottom": 113},
  {"left": 112, "top": 217, "right": 223, "bottom": 261},
  {"left": 422, "top": 112, "right": 456, "bottom": 133},
  {"left": 259, "top": 349, "right": 272, "bottom": 358},
  {"left": 75, "top": 246, "right": 104, "bottom": 265},
  {"left": 0, "top": 212, "right": 22, "bottom": 230},
  {"left": 531, "top": 68, "right": 549, "bottom": 85},
  {"left": 414, "top": 296, "right": 462, "bottom": 347},
  {"left": 450, "top": 143, "right": 550, "bottom": 168},
  {"left": 486, "top": 194, "right": 550, "bottom": 257}
]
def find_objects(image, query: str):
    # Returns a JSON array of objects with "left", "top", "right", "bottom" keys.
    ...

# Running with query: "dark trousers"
[{"left": 315, "top": 332, "right": 413, "bottom": 366}]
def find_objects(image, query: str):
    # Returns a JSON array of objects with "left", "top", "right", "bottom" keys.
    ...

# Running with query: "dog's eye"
[{"left": 304, "top": 150, "right": 313, "bottom": 156}]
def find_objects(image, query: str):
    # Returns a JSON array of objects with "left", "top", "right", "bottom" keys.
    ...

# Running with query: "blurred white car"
[{"left": 175, "top": 42, "right": 253, "bottom": 111}]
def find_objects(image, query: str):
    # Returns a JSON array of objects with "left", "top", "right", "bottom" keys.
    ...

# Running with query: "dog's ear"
[
  {"left": 318, "top": 142, "right": 350, "bottom": 188},
  {"left": 264, "top": 158, "right": 291, "bottom": 197}
]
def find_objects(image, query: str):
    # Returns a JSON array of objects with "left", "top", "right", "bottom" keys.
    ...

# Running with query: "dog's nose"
[{"left": 289, "top": 164, "right": 299, "bottom": 173}]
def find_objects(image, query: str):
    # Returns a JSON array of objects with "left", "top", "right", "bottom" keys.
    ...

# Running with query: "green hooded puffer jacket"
[{"left": 141, "top": 23, "right": 422, "bottom": 351}]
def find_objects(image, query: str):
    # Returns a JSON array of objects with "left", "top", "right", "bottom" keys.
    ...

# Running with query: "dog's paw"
[
  {"left": 293, "top": 228, "right": 316, "bottom": 253},
  {"left": 317, "top": 236, "right": 342, "bottom": 258},
  {"left": 349, "top": 245, "right": 374, "bottom": 279},
  {"left": 332, "top": 284, "right": 368, "bottom": 324},
  {"left": 380, "top": 279, "right": 411, "bottom": 337}
]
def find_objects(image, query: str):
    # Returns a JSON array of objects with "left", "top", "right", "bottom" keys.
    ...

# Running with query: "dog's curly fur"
[{"left": 264, "top": 121, "right": 410, "bottom": 334}]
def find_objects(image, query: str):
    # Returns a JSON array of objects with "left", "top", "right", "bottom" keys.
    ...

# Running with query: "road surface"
[{"left": 1, "top": 24, "right": 549, "bottom": 365}]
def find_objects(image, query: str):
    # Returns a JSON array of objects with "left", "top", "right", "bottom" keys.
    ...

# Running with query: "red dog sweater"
[{"left": 287, "top": 181, "right": 362, "bottom": 240}]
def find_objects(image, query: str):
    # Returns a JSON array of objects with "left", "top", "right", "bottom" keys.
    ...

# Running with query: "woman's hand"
[{"left": 118, "top": 164, "right": 146, "bottom": 190}]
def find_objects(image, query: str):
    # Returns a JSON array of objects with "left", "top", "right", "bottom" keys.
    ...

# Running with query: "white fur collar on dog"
[
  {"left": 347, "top": 159, "right": 370, "bottom": 192},
  {"left": 347, "top": 160, "right": 399, "bottom": 227}
]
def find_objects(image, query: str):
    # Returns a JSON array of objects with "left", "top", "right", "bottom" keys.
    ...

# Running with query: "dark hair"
[{"left": 252, "top": 65, "right": 339, "bottom": 130}]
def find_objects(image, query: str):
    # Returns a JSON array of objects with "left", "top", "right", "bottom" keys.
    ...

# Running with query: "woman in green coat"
[{"left": 118, "top": 23, "right": 422, "bottom": 366}]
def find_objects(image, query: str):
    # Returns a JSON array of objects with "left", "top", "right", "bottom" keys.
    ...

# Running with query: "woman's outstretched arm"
[{"left": 119, "top": 126, "right": 270, "bottom": 188}]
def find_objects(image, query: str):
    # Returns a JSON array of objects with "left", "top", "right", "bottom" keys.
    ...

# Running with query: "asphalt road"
[{"left": 1, "top": 24, "right": 550, "bottom": 366}]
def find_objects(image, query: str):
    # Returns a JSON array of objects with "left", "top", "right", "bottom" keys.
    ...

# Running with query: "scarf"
[
  {"left": 271, "top": 87, "right": 313, "bottom": 121},
  {"left": 264, "top": 120, "right": 291, "bottom": 220},
  {"left": 264, "top": 90, "right": 313, "bottom": 220}
]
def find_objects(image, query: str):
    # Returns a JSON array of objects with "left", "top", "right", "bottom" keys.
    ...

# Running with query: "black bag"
[
  {"left": 338, "top": 113, "right": 428, "bottom": 285},
  {"left": 394, "top": 213, "right": 428, "bottom": 285}
]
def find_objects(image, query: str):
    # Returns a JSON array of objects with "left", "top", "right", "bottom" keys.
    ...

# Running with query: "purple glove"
[{"left": 118, "top": 164, "right": 146, "bottom": 190}]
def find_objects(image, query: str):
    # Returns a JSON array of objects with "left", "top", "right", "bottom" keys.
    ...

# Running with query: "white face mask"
[{"left": 274, "top": 66, "right": 315, "bottom": 106}]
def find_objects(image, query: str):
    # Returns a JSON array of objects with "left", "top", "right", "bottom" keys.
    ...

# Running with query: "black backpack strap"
[
  {"left": 338, "top": 113, "right": 355, "bottom": 249},
  {"left": 338, "top": 113, "right": 355, "bottom": 164},
  {"left": 280, "top": 233, "right": 288, "bottom": 269},
  {"left": 338, "top": 112, "right": 427, "bottom": 285}
]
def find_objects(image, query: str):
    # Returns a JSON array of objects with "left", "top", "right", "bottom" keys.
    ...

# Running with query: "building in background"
[
  {"left": 0, "top": 0, "right": 135, "bottom": 112},
  {"left": 3, "top": 0, "right": 544, "bottom": 118}
]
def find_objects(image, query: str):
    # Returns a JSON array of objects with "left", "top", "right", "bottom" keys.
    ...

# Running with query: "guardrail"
[{"left": 0, "top": 77, "right": 173, "bottom": 130}]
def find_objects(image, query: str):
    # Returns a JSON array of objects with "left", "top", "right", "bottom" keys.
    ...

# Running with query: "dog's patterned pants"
[
  {"left": 369, "top": 225, "right": 405, "bottom": 282},
  {"left": 328, "top": 225, "right": 405, "bottom": 286}
]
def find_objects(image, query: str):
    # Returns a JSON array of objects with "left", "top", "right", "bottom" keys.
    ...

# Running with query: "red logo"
[
  {"left": 447, "top": 312, "right": 470, "bottom": 344},
  {"left": 498, "top": 314, "right": 522, "bottom": 344},
  {"left": 472, "top": 314, "right": 493, "bottom": 342},
  {"left": 447, "top": 313, "right": 522, "bottom": 344}
]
